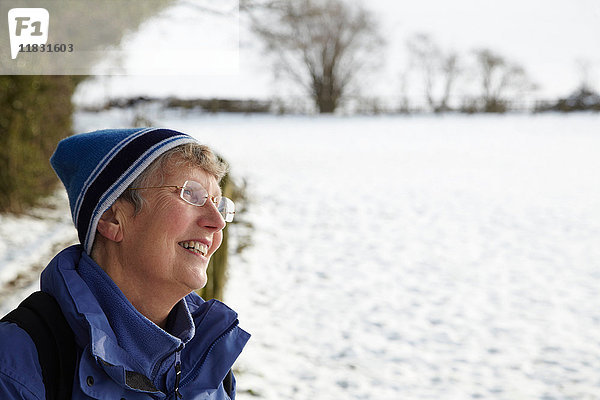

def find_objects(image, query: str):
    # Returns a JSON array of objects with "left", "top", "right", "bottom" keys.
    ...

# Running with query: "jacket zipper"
[
  {"left": 150, "top": 343, "right": 181, "bottom": 385},
  {"left": 174, "top": 344, "right": 184, "bottom": 399},
  {"left": 174, "top": 362, "right": 183, "bottom": 398}
]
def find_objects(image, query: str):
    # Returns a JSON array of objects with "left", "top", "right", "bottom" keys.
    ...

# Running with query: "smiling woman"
[
  {"left": 90, "top": 143, "right": 230, "bottom": 323},
  {"left": 0, "top": 128, "right": 250, "bottom": 399}
]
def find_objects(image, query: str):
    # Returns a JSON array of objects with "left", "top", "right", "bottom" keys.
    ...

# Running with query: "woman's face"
[{"left": 119, "top": 163, "right": 226, "bottom": 296}]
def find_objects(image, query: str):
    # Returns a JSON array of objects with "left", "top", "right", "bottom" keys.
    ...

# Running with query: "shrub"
[{"left": 0, "top": 76, "right": 82, "bottom": 213}]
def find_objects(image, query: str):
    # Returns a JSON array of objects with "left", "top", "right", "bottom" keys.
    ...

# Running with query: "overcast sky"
[
  {"left": 74, "top": 0, "right": 600, "bottom": 105},
  {"left": 375, "top": 0, "right": 600, "bottom": 96}
]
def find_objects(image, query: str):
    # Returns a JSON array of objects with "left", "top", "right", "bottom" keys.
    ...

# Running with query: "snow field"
[
  {"left": 2, "top": 111, "right": 594, "bottom": 399},
  {"left": 175, "top": 114, "right": 600, "bottom": 400}
]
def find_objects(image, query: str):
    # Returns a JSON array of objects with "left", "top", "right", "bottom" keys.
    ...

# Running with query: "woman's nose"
[{"left": 198, "top": 200, "right": 227, "bottom": 231}]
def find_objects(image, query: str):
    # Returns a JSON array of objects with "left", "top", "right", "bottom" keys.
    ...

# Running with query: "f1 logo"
[{"left": 7, "top": 8, "right": 49, "bottom": 59}]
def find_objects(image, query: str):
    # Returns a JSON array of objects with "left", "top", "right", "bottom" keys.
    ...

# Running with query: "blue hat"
[{"left": 50, "top": 128, "right": 198, "bottom": 254}]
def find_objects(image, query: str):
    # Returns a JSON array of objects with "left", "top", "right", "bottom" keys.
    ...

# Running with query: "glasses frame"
[{"left": 127, "top": 180, "right": 235, "bottom": 222}]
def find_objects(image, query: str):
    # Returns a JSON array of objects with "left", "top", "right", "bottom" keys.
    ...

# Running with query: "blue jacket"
[{"left": 0, "top": 245, "right": 250, "bottom": 399}]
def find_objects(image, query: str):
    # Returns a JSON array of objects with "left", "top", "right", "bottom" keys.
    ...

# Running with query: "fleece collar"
[{"left": 76, "top": 251, "right": 194, "bottom": 377}]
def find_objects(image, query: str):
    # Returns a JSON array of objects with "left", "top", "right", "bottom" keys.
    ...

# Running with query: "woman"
[{"left": 0, "top": 128, "right": 250, "bottom": 399}]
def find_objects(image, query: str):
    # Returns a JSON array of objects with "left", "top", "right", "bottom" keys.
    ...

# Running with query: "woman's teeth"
[{"left": 178, "top": 241, "right": 208, "bottom": 256}]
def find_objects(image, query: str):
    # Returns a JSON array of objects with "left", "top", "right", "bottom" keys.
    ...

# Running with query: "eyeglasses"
[{"left": 128, "top": 180, "right": 235, "bottom": 222}]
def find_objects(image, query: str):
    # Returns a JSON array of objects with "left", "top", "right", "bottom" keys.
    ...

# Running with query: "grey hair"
[{"left": 120, "top": 142, "right": 228, "bottom": 214}]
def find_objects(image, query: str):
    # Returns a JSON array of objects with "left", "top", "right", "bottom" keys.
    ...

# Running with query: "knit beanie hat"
[{"left": 50, "top": 128, "right": 199, "bottom": 254}]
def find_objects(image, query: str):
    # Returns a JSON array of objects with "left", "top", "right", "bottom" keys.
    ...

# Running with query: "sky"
[
  {"left": 74, "top": 0, "right": 600, "bottom": 106},
  {"left": 373, "top": 0, "right": 600, "bottom": 97}
]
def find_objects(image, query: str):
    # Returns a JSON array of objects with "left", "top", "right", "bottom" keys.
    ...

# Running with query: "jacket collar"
[
  {"left": 41, "top": 246, "right": 193, "bottom": 378},
  {"left": 77, "top": 251, "right": 193, "bottom": 375},
  {"left": 40, "top": 245, "right": 249, "bottom": 395}
]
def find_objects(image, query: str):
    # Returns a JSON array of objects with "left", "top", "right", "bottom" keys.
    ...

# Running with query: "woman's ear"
[{"left": 96, "top": 202, "right": 125, "bottom": 243}]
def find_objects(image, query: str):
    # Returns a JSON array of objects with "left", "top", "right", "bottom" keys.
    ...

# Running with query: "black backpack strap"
[
  {"left": 223, "top": 369, "right": 234, "bottom": 398},
  {"left": 1, "top": 291, "right": 77, "bottom": 400}
]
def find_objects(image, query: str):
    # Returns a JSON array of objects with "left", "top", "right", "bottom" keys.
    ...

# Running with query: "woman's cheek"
[{"left": 209, "top": 231, "right": 224, "bottom": 256}]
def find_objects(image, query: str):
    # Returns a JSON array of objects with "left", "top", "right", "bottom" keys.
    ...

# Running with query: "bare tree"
[
  {"left": 472, "top": 48, "right": 535, "bottom": 112},
  {"left": 247, "top": 0, "right": 383, "bottom": 113},
  {"left": 575, "top": 58, "right": 596, "bottom": 91},
  {"left": 406, "top": 33, "right": 460, "bottom": 113}
]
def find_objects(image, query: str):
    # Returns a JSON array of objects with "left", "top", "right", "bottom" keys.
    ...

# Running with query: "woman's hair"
[{"left": 120, "top": 142, "right": 228, "bottom": 214}]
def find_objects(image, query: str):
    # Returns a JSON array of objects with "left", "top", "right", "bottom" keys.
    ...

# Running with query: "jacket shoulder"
[{"left": 0, "top": 322, "right": 45, "bottom": 399}]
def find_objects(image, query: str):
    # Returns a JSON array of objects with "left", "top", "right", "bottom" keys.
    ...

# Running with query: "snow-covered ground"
[
  {"left": 0, "top": 191, "right": 77, "bottom": 314},
  {"left": 3, "top": 112, "right": 600, "bottom": 399}
]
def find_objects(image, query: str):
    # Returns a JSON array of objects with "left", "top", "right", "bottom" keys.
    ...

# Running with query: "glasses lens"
[
  {"left": 218, "top": 197, "right": 235, "bottom": 222},
  {"left": 180, "top": 181, "right": 235, "bottom": 222},
  {"left": 180, "top": 181, "right": 208, "bottom": 206}
]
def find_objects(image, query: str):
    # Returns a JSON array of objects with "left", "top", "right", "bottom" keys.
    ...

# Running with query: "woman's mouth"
[{"left": 178, "top": 241, "right": 208, "bottom": 256}]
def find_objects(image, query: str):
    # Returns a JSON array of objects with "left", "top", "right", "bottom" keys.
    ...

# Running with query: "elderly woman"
[{"left": 0, "top": 128, "right": 250, "bottom": 399}]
